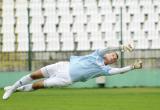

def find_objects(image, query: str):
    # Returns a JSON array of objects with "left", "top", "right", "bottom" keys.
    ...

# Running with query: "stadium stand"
[{"left": 1, "top": 0, "right": 160, "bottom": 52}]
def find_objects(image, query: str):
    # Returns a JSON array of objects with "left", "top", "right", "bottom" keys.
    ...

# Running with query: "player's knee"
[
  {"left": 30, "top": 70, "right": 44, "bottom": 79},
  {"left": 44, "top": 79, "right": 69, "bottom": 88},
  {"left": 30, "top": 73, "right": 38, "bottom": 79},
  {"left": 32, "top": 81, "right": 45, "bottom": 90}
]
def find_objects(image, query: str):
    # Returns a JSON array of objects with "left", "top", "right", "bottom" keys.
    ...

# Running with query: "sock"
[
  {"left": 12, "top": 74, "right": 33, "bottom": 90},
  {"left": 17, "top": 84, "right": 34, "bottom": 92}
]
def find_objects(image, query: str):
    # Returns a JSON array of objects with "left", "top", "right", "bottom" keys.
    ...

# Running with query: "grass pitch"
[{"left": 0, "top": 88, "right": 160, "bottom": 110}]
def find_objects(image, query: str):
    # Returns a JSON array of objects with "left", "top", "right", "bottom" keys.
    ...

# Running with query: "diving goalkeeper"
[{"left": 3, "top": 43, "right": 142, "bottom": 100}]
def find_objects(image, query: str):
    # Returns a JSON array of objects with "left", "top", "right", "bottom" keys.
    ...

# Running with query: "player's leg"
[
  {"left": 3, "top": 62, "right": 70, "bottom": 99},
  {"left": 17, "top": 80, "right": 45, "bottom": 92},
  {"left": 2, "top": 69, "right": 45, "bottom": 100},
  {"left": 4, "top": 81, "right": 44, "bottom": 92},
  {"left": 43, "top": 77, "right": 72, "bottom": 88},
  {"left": 22, "top": 61, "right": 71, "bottom": 91},
  {"left": 17, "top": 77, "right": 72, "bottom": 92},
  {"left": 10, "top": 69, "right": 44, "bottom": 90},
  {"left": 17, "top": 61, "right": 72, "bottom": 91}
]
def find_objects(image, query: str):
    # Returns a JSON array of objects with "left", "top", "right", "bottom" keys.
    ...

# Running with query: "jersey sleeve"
[
  {"left": 108, "top": 66, "right": 133, "bottom": 75},
  {"left": 101, "top": 65, "right": 112, "bottom": 75}
]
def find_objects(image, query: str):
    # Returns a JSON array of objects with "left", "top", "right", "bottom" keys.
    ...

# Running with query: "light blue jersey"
[{"left": 69, "top": 49, "right": 112, "bottom": 82}]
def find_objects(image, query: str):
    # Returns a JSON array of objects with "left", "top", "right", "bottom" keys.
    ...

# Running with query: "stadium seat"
[
  {"left": 17, "top": 35, "right": 29, "bottom": 52},
  {"left": 31, "top": 16, "right": 44, "bottom": 24},
  {"left": 2, "top": 33, "right": 15, "bottom": 41},
  {"left": 2, "top": 16, "right": 14, "bottom": 25},
  {"left": 91, "top": 40, "right": 105, "bottom": 50},
  {"left": 2, "top": 0, "right": 14, "bottom": 10},
  {"left": 31, "top": 32, "right": 45, "bottom": 51},
  {"left": 16, "top": 16, "right": 28, "bottom": 25},
  {"left": 30, "top": 8, "right": 42, "bottom": 17},
  {"left": 148, "top": 30, "right": 157, "bottom": 39},
  {"left": 73, "top": 15, "right": 87, "bottom": 24},
  {"left": 2, "top": 24, "right": 14, "bottom": 34},
  {"left": 90, "top": 32, "right": 101, "bottom": 40},
  {"left": 58, "top": 23, "right": 70, "bottom": 33},
  {"left": 134, "top": 39, "right": 149, "bottom": 49},
  {"left": 31, "top": 33, "right": 45, "bottom": 42},
  {"left": 77, "top": 40, "right": 90, "bottom": 50},
  {"left": 154, "top": 30, "right": 159, "bottom": 38},
  {"left": 76, "top": 32, "right": 90, "bottom": 50},
  {"left": 153, "top": 0, "right": 160, "bottom": 5},
  {"left": 32, "top": 39, "right": 45, "bottom": 51},
  {"left": 15, "top": 0, "right": 28, "bottom": 9},
  {"left": 87, "top": 23, "right": 98, "bottom": 32},
  {"left": 75, "top": 32, "right": 87, "bottom": 41},
  {"left": 15, "top": 24, "right": 28, "bottom": 34},
  {"left": 112, "top": 0, "right": 124, "bottom": 7},
  {"left": 60, "top": 15, "right": 72, "bottom": 23},
  {"left": 151, "top": 39, "right": 160, "bottom": 49},
  {"left": 57, "top": 0, "right": 69, "bottom": 15},
  {"left": 44, "top": 7, "right": 56, "bottom": 16},
  {"left": 2, "top": 33, "right": 15, "bottom": 52},
  {"left": 84, "top": 0, "right": 97, "bottom": 6},
  {"left": 101, "top": 22, "right": 112, "bottom": 32},
  {"left": 129, "top": 22, "right": 140, "bottom": 31},
  {"left": 57, "top": 7, "right": 70, "bottom": 15},
  {"left": 57, "top": 0, "right": 69, "bottom": 7},
  {"left": 123, "top": 13, "right": 130, "bottom": 23},
  {"left": 148, "top": 13, "right": 158, "bottom": 22},
  {"left": 17, "top": 33, "right": 28, "bottom": 41},
  {"left": 2, "top": 0, "right": 160, "bottom": 52},
  {"left": 30, "top": 24, "right": 42, "bottom": 33},
  {"left": 98, "top": 0, "right": 111, "bottom": 7},
  {"left": 46, "top": 33, "right": 60, "bottom": 51},
  {"left": 90, "top": 14, "right": 101, "bottom": 23},
  {"left": 2, "top": 41, "right": 15, "bottom": 52},
  {"left": 15, "top": 8, "right": 28, "bottom": 17},
  {"left": 84, "top": 0, "right": 97, "bottom": 15},
  {"left": 106, "top": 39, "right": 120, "bottom": 47},
  {"left": 61, "top": 40, "right": 74, "bottom": 51},
  {"left": 139, "top": 0, "right": 152, "bottom": 6},
  {"left": 133, "top": 13, "right": 144, "bottom": 23},
  {"left": 46, "top": 40, "right": 60, "bottom": 51},
  {"left": 30, "top": 0, "right": 42, "bottom": 8},
  {"left": 18, "top": 40, "right": 29, "bottom": 51},
  {"left": 72, "top": 23, "right": 84, "bottom": 32},
  {"left": 58, "top": 32, "right": 74, "bottom": 51},
  {"left": 43, "top": 23, "right": 56, "bottom": 33},
  {"left": 43, "top": 0, "right": 56, "bottom": 9},
  {"left": 43, "top": 0, "right": 56, "bottom": 16},
  {"left": 125, "top": 0, "right": 138, "bottom": 6},
  {"left": 71, "top": 0, "right": 84, "bottom": 15},
  {"left": 143, "top": 5, "right": 154, "bottom": 14},
  {"left": 45, "top": 16, "right": 58, "bottom": 24}
]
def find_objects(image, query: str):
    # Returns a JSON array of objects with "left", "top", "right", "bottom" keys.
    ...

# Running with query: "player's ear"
[{"left": 115, "top": 52, "right": 119, "bottom": 60}]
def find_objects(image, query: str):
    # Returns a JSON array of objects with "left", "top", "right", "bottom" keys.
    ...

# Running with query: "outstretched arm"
[
  {"left": 98, "top": 44, "right": 133, "bottom": 57},
  {"left": 108, "top": 66, "right": 133, "bottom": 75},
  {"left": 108, "top": 60, "right": 142, "bottom": 75}
]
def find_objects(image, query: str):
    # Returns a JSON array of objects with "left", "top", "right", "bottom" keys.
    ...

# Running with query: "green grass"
[{"left": 0, "top": 88, "right": 160, "bottom": 110}]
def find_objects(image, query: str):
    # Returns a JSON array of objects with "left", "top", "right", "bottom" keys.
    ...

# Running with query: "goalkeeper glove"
[
  {"left": 121, "top": 44, "right": 134, "bottom": 52},
  {"left": 131, "top": 60, "right": 143, "bottom": 69}
]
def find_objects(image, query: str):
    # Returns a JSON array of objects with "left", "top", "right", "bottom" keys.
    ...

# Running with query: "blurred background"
[{"left": 0, "top": 0, "right": 160, "bottom": 88}]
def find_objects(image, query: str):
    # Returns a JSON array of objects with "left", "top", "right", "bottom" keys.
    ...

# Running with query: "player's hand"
[
  {"left": 121, "top": 44, "right": 134, "bottom": 52},
  {"left": 132, "top": 60, "right": 143, "bottom": 69}
]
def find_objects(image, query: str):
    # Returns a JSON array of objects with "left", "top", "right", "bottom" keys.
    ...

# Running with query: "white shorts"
[{"left": 40, "top": 61, "right": 72, "bottom": 87}]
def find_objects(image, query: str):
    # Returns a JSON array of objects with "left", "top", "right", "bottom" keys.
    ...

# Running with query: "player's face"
[{"left": 104, "top": 52, "right": 118, "bottom": 65}]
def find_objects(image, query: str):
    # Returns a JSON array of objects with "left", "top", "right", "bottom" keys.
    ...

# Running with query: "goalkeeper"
[{"left": 3, "top": 43, "right": 142, "bottom": 100}]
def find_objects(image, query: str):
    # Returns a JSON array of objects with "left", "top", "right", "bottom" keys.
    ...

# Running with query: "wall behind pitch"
[{"left": 0, "top": 69, "right": 160, "bottom": 88}]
